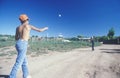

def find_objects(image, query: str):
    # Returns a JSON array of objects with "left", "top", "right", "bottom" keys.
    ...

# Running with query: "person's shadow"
[{"left": 0, "top": 75, "right": 9, "bottom": 78}]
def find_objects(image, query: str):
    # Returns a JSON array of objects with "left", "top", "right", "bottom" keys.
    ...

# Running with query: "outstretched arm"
[{"left": 30, "top": 25, "right": 48, "bottom": 32}]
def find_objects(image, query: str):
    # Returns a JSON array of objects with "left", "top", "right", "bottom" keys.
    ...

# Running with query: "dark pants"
[{"left": 92, "top": 42, "right": 94, "bottom": 51}]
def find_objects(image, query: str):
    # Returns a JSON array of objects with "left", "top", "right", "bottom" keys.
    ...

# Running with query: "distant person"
[
  {"left": 91, "top": 36, "right": 94, "bottom": 51},
  {"left": 9, "top": 14, "right": 48, "bottom": 78}
]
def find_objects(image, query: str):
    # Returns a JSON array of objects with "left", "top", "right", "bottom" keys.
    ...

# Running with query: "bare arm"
[{"left": 30, "top": 25, "right": 48, "bottom": 32}]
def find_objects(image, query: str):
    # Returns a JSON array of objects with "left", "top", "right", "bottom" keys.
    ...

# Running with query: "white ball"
[{"left": 58, "top": 14, "right": 61, "bottom": 17}]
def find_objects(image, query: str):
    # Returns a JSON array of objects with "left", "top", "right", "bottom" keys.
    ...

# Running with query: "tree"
[
  {"left": 107, "top": 27, "right": 115, "bottom": 39},
  {"left": 97, "top": 36, "right": 108, "bottom": 42},
  {"left": 77, "top": 35, "right": 84, "bottom": 38}
]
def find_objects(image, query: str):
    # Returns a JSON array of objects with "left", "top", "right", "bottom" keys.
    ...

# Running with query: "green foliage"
[
  {"left": 0, "top": 41, "right": 15, "bottom": 48},
  {"left": 69, "top": 37, "right": 79, "bottom": 41},
  {"left": 0, "top": 34, "right": 15, "bottom": 48},
  {"left": 107, "top": 27, "right": 115, "bottom": 39},
  {"left": 96, "top": 36, "right": 108, "bottom": 42},
  {"left": 77, "top": 35, "right": 84, "bottom": 38}
]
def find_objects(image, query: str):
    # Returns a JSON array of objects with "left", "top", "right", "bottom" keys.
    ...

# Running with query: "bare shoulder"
[
  {"left": 27, "top": 24, "right": 35, "bottom": 29},
  {"left": 25, "top": 24, "right": 32, "bottom": 30}
]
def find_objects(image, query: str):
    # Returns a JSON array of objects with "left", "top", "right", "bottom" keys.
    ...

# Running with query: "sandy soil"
[{"left": 0, "top": 44, "right": 120, "bottom": 78}]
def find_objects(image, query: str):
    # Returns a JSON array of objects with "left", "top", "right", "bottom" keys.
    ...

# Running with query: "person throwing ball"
[{"left": 9, "top": 14, "right": 48, "bottom": 78}]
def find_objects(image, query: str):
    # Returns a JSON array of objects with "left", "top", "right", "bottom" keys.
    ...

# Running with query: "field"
[{"left": 0, "top": 38, "right": 101, "bottom": 56}]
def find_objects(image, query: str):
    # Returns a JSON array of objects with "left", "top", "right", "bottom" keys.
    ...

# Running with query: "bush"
[{"left": 0, "top": 40, "right": 15, "bottom": 48}]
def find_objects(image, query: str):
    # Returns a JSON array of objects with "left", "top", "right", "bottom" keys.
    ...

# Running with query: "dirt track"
[{"left": 1, "top": 44, "right": 120, "bottom": 78}]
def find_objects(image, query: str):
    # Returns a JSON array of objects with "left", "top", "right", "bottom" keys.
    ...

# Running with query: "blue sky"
[{"left": 0, "top": 0, "right": 120, "bottom": 37}]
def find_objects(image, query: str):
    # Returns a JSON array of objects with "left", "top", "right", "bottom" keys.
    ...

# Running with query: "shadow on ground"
[
  {"left": 0, "top": 75, "right": 9, "bottom": 78},
  {"left": 100, "top": 49, "right": 120, "bottom": 54}
]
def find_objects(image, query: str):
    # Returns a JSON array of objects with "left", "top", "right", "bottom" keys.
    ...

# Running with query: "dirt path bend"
[{"left": 1, "top": 44, "right": 120, "bottom": 78}]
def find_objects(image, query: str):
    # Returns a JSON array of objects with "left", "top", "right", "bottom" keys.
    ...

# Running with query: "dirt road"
[{"left": 1, "top": 44, "right": 120, "bottom": 78}]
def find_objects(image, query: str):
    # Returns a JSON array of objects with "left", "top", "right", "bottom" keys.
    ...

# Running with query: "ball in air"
[{"left": 58, "top": 14, "right": 62, "bottom": 17}]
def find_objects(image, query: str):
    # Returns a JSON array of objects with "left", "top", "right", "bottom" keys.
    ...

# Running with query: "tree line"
[{"left": 0, "top": 27, "right": 119, "bottom": 42}]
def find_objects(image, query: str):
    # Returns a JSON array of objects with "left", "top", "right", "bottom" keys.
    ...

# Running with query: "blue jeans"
[{"left": 9, "top": 39, "right": 29, "bottom": 78}]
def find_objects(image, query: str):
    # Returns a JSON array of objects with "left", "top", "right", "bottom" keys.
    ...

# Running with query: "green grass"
[
  {"left": 0, "top": 39, "right": 102, "bottom": 56},
  {"left": 28, "top": 39, "right": 101, "bottom": 55},
  {"left": 0, "top": 40, "right": 15, "bottom": 48},
  {"left": 0, "top": 53, "right": 8, "bottom": 56}
]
